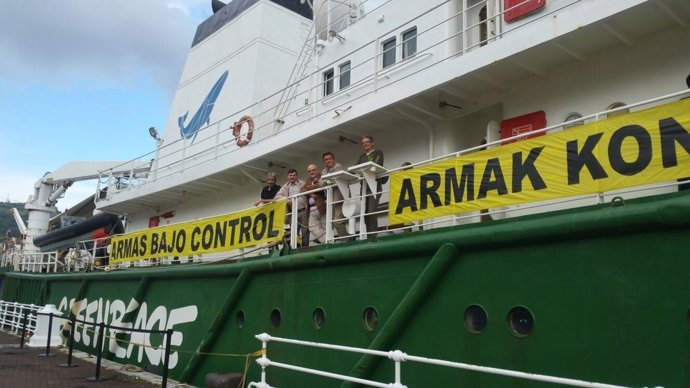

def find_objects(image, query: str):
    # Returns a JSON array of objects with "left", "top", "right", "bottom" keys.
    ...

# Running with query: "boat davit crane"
[{"left": 21, "top": 161, "right": 151, "bottom": 251}]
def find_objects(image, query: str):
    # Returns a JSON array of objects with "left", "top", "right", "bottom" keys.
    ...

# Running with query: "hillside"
[{"left": 0, "top": 202, "right": 28, "bottom": 238}]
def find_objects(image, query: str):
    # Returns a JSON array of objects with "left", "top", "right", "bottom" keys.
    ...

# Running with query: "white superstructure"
[{"left": 23, "top": 0, "right": 688, "bottom": 259}]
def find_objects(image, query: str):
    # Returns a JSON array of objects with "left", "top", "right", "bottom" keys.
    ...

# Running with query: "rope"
[
  {"left": 120, "top": 364, "right": 143, "bottom": 372},
  {"left": 79, "top": 325, "right": 264, "bottom": 357},
  {"left": 75, "top": 324, "right": 265, "bottom": 385}
]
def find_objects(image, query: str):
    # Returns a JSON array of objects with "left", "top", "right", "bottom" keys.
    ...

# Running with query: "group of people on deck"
[{"left": 255, "top": 135, "right": 383, "bottom": 247}]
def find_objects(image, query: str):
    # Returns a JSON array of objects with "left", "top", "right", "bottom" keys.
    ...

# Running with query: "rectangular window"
[
  {"left": 323, "top": 68, "right": 334, "bottom": 96},
  {"left": 339, "top": 61, "right": 351, "bottom": 89},
  {"left": 402, "top": 27, "right": 417, "bottom": 59},
  {"left": 382, "top": 37, "right": 396, "bottom": 68}
]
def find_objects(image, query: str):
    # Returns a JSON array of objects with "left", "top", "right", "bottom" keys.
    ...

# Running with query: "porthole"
[
  {"left": 363, "top": 307, "right": 379, "bottom": 331},
  {"left": 563, "top": 112, "right": 584, "bottom": 129},
  {"left": 507, "top": 306, "right": 534, "bottom": 337},
  {"left": 313, "top": 307, "right": 326, "bottom": 330},
  {"left": 464, "top": 305, "right": 488, "bottom": 334},
  {"left": 271, "top": 309, "right": 282, "bottom": 329},
  {"left": 236, "top": 310, "right": 245, "bottom": 329},
  {"left": 605, "top": 102, "right": 629, "bottom": 118}
]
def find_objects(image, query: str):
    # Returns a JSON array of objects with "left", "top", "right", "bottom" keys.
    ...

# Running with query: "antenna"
[{"left": 439, "top": 100, "right": 462, "bottom": 110}]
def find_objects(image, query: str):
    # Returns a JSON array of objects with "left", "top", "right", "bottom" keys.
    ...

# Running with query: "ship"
[{"left": 2, "top": 0, "right": 690, "bottom": 387}]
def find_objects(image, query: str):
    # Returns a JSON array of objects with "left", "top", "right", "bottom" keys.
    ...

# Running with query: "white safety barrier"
[
  {"left": 0, "top": 300, "right": 40, "bottom": 335},
  {"left": 248, "top": 333, "right": 654, "bottom": 388}
]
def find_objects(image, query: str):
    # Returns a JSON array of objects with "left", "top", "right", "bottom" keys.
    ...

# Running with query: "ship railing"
[
  {"left": 338, "top": 89, "right": 690, "bottom": 239},
  {"left": 65, "top": 231, "right": 271, "bottom": 271},
  {"left": 0, "top": 301, "right": 39, "bottom": 335},
  {"left": 15, "top": 251, "right": 61, "bottom": 273},
  {"left": 92, "top": 88, "right": 690, "bottom": 264},
  {"left": 70, "top": 236, "right": 112, "bottom": 272},
  {"left": 316, "top": 89, "right": 690, "bottom": 244},
  {"left": 248, "top": 333, "right": 634, "bottom": 388},
  {"left": 7, "top": 238, "right": 109, "bottom": 274},
  {"left": 278, "top": 182, "right": 386, "bottom": 248},
  {"left": 70, "top": 235, "right": 193, "bottom": 271},
  {"left": 0, "top": 245, "right": 20, "bottom": 268},
  {"left": 96, "top": 0, "right": 565, "bottom": 200}
]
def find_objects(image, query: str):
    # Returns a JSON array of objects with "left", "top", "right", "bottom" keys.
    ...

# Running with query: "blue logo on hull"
[{"left": 178, "top": 70, "right": 229, "bottom": 142}]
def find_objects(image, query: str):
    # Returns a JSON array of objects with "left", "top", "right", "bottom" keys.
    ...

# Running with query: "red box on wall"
[
  {"left": 149, "top": 216, "right": 160, "bottom": 228},
  {"left": 500, "top": 111, "right": 546, "bottom": 144},
  {"left": 504, "top": 0, "right": 546, "bottom": 22}
]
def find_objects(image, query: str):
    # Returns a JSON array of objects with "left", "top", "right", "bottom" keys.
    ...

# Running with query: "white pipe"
[
  {"left": 402, "top": 353, "right": 631, "bottom": 388},
  {"left": 263, "top": 358, "right": 396, "bottom": 388}
]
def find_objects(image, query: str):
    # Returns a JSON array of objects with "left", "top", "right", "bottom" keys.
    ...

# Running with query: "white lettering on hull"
[{"left": 58, "top": 297, "right": 198, "bottom": 369}]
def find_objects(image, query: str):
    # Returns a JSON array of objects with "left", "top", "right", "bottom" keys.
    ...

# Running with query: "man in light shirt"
[{"left": 274, "top": 169, "right": 309, "bottom": 247}]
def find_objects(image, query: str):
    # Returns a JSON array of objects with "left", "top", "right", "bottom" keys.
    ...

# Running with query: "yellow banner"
[
  {"left": 390, "top": 98, "right": 690, "bottom": 224},
  {"left": 110, "top": 201, "right": 287, "bottom": 263}
]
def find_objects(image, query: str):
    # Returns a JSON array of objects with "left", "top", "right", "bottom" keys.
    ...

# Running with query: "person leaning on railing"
[
  {"left": 321, "top": 152, "right": 349, "bottom": 238},
  {"left": 356, "top": 135, "right": 384, "bottom": 236},
  {"left": 255, "top": 171, "right": 279, "bottom": 206},
  {"left": 302, "top": 164, "right": 327, "bottom": 244},
  {"left": 274, "top": 169, "right": 310, "bottom": 247}
]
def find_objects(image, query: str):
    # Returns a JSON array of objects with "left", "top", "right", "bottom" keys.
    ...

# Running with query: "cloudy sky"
[
  {"left": 0, "top": 0, "right": 212, "bottom": 210},
  {"left": 0, "top": 0, "right": 385, "bottom": 213}
]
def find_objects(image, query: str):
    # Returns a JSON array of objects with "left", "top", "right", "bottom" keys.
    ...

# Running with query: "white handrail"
[
  {"left": 0, "top": 301, "right": 39, "bottom": 334},
  {"left": 250, "top": 333, "right": 647, "bottom": 388},
  {"left": 15, "top": 251, "right": 60, "bottom": 273}
]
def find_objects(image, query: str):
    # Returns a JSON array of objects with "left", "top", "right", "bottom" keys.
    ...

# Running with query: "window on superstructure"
[
  {"left": 402, "top": 27, "right": 417, "bottom": 59},
  {"left": 382, "top": 37, "right": 396, "bottom": 68},
  {"left": 339, "top": 61, "right": 351, "bottom": 89},
  {"left": 323, "top": 68, "right": 335, "bottom": 96},
  {"left": 479, "top": 6, "right": 488, "bottom": 46}
]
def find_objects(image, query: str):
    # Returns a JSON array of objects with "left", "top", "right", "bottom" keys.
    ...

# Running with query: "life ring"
[{"left": 233, "top": 115, "right": 254, "bottom": 147}]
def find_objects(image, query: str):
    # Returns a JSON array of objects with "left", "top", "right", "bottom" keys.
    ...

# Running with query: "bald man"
[{"left": 302, "top": 163, "right": 327, "bottom": 244}]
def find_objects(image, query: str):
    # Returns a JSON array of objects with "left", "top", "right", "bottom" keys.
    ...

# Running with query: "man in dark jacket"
[{"left": 356, "top": 135, "right": 384, "bottom": 236}]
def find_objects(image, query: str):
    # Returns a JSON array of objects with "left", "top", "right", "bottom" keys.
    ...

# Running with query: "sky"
[
  {"left": 0, "top": 0, "right": 212, "bottom": 211},
  {"left": 0, "top": 0, "right": 385, "bottom": 213}
]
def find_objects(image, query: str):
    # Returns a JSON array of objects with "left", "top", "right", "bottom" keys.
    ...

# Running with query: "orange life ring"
[{"left": 233, "top": 115, "right": 254, "bottom": 147}]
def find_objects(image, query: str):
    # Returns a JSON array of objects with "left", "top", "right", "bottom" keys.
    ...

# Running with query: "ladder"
[{"left": 272, "top": 22, "right": 317, "bottom": 132}]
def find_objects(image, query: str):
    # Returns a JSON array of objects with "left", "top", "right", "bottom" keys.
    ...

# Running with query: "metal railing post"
[
  {"left": 38, "top": 312, "right": 54, "bottom": 357},
  {"left": 19, "top": 308, "right": 28, "bottom": 349},
  {"left": 59, "top": 316, "right": 78, "bottom": 368},
  {"left": 162, "top": 328, "right": 173, "bottom": 388},
  {"left": 86, "top": 322, "right": 105, "bottom": 382}
]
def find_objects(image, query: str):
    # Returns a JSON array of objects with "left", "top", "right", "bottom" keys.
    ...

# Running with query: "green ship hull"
[{"left": 3, "top": 191, "right": 689, "bottom": 387}]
